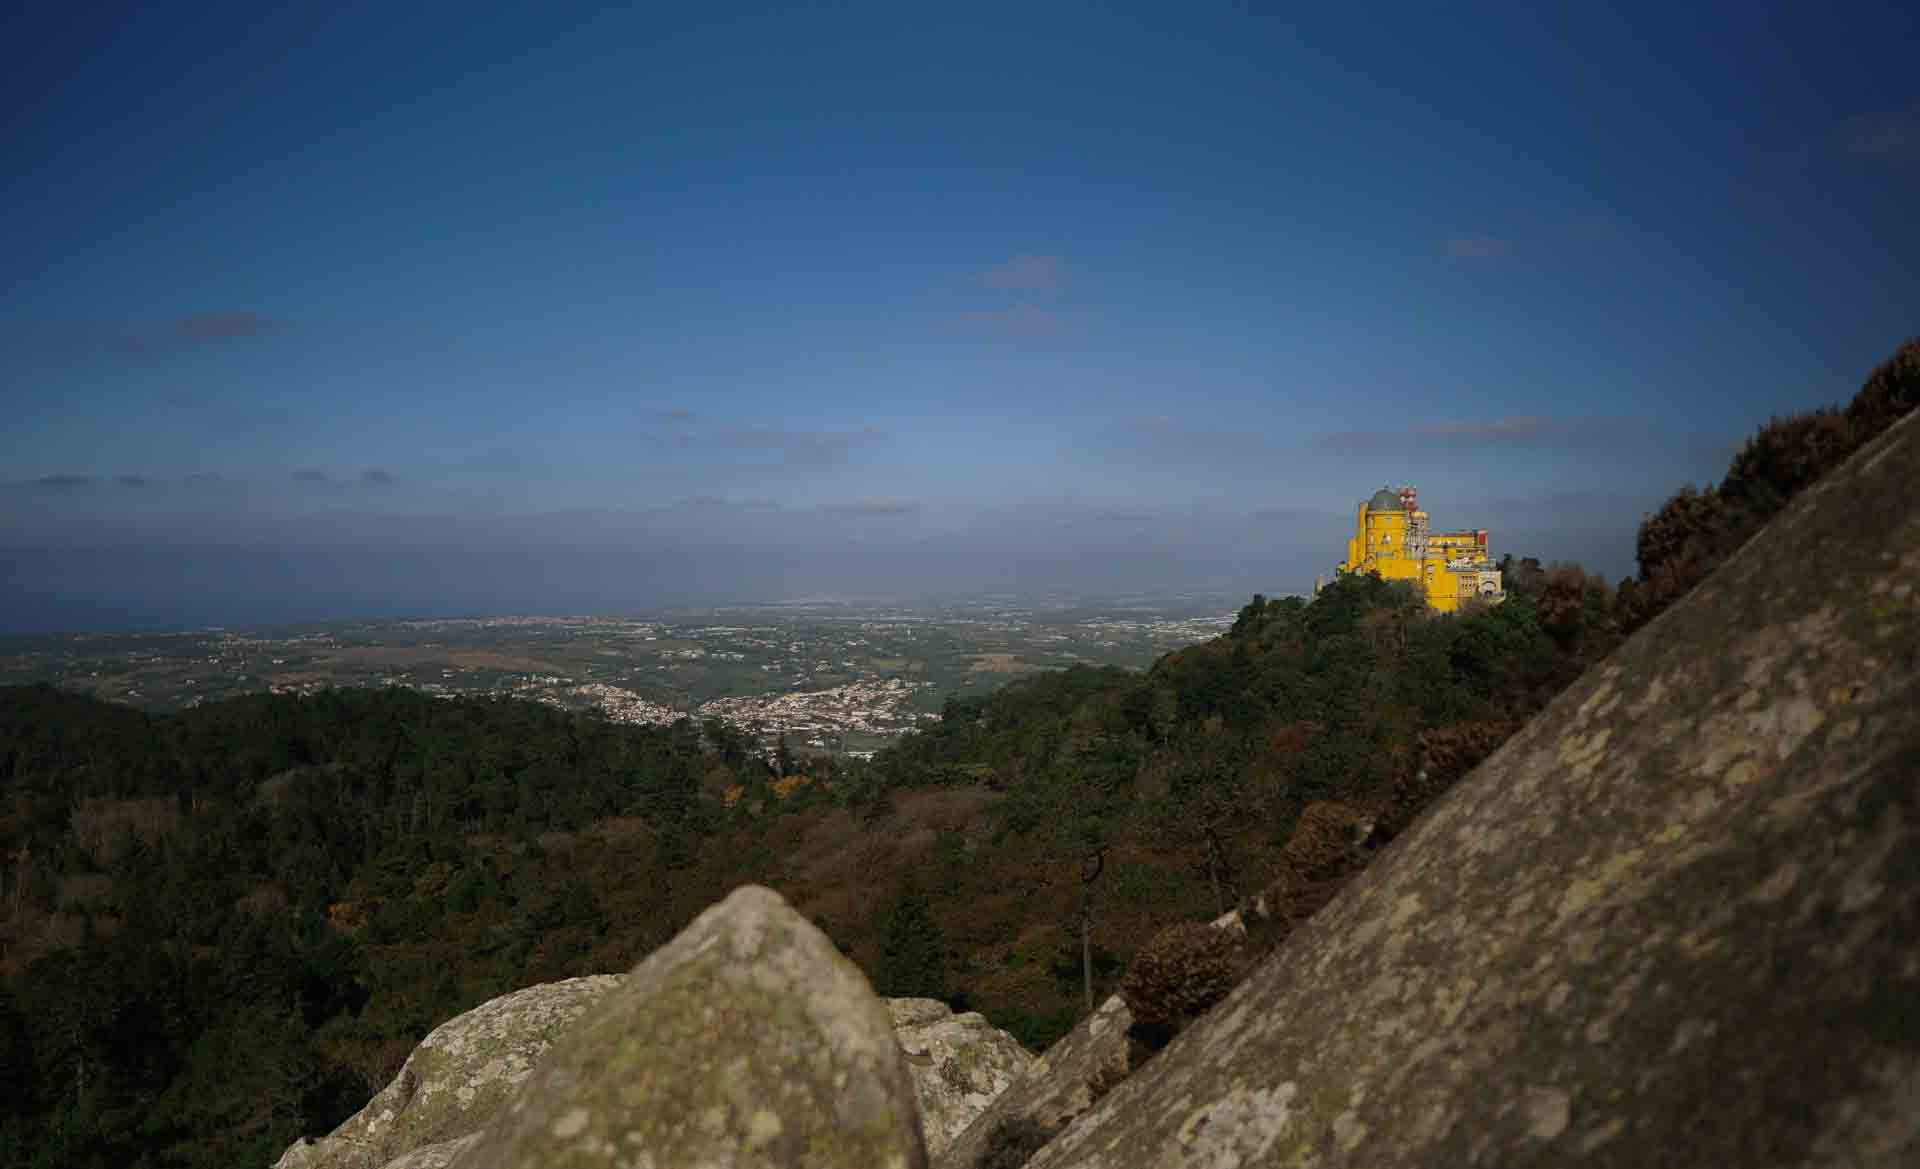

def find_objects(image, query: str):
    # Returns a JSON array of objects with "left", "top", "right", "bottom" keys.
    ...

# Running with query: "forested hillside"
[{"left": 1, "top": 339, "right": 1912, "bottom": 1169}]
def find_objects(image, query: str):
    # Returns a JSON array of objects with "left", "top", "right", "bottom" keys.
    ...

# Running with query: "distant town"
[{"left": 0, "top": 594, "right": 1247, "bottom": 758}]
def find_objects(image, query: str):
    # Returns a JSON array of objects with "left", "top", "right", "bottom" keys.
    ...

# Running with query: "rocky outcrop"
[
  {"left": 891, "top": 998, "right": 1034, "bottom": 1156},
  {"left": 276, "top": 968, "right": 1028, "bottom": 1169},
  {"left": 934, "top": 994, "right": 1134, "bottom": 1169},
  {"left": 454, "top": 884, "right": 925, "bottom": 1168},
  {"left": 272, "top": 975, "right": 622, "bottom": 1169},
  {"left": 1012, "top": 412, "right": 1920, "bottom": 1165}
]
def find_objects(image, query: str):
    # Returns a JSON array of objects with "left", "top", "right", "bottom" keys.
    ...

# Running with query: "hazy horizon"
[{"left": 6, "top": 3, "right": 1915, "bottom": 631}]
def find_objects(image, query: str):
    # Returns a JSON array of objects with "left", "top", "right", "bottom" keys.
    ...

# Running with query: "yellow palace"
[{"left": 1333, "top": 486, "right": 1504, "bottom": 612}]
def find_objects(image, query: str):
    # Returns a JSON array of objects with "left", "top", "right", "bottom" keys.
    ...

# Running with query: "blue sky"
[{"left": 3, "top": 2, "right": 1917, "bottom": 629}]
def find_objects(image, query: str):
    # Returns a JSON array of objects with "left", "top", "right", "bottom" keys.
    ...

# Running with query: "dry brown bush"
[
  {"left": 1374, "top": 721, "right": 1515, "bottom": 845},
  {"left": 1281, "top": 800, "right": 1373, "bottom": 881},
  {"left": 1120, "top": 920, "right": 1247, "bottom": 1047}
]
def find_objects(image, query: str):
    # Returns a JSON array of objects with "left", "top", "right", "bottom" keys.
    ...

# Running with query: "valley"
[{"left": 0, "top": 593, "right": 1241, "bottom": 755}]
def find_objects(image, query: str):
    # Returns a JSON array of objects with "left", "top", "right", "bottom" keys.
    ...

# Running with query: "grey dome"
[{"left": 1367, "top": 489, "right": 1402, "bottom": 511}]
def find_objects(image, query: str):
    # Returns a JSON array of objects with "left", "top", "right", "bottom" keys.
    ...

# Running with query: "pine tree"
[{"left": 878, "top": 888, "right": 948, "bottom": 1001}]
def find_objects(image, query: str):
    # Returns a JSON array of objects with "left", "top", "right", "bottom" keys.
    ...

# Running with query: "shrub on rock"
[{"left": 1119, "top": 922, "right": 1244, "bottom": 1050}]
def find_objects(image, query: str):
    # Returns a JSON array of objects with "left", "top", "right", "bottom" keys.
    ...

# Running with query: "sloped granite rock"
[
  {"left": 892, "top": 998, "right": 1033, "bottom": 1156},
  {"left": 275, "top": 981, "right": 1027, "bottom": 1169},
  {"left": 271, "top": 975, "right": 622, "bottom": 1169},
  {"left": 1023, "top": 412, "right": 1920, "bottom": 1166},
  {"left": 934, "top": 994, "right": 1134, "bottom": 1169},
  {"left": 376, "top": 1133, "right": 479, "bottom": 1169},
  {"left": 455, "top": 884, "right": 926, "bottom": 1168}
]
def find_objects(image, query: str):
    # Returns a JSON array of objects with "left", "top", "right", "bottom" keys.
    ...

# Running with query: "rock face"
[
  {"left": 455, "top": 884, "right": 926, "bottom": 1168},
  {"left": 891, "top": 998, "right": 1034, "bottom": 1156},
  {"left": 271, "top": 975, "right": 622, "bottom": 1169},
  {"left": 275, "top": 978, "right": 1030, "bottom": 1169},
  {"left": 934, "top": 994, "right": 1135, "bottom": 1169},
  {"left": 1018, "top": 411, "right": 1920, "bottom": 1166}
]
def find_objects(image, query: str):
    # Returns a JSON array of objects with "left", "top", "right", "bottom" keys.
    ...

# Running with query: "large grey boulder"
[
  {"left": 454, "top": 884, "right": 927, "bottom": 1168},
  {"left": 274, "top": 980, "right": 1029, "bottom": 1169},
  {"left": 1022, "top": 411, "right": 1920, "bottom": 1168},
  {"left": 934, "top": 993, "right": 1134, "bottom": 1169},
  {"left": 271, "top": 975, "right": 622, "bottom": 1169},
  {"left": 892, "top": 998, "right": 1034, "bottom": 1156}
]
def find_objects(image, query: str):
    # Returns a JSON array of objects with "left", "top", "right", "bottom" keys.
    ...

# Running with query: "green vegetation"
[{"left": 0, "top": 341, "right": 1910, "bottom": 1169}]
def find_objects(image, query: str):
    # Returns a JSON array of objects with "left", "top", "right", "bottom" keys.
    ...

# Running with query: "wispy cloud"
[
  {"left": 1320, "top": 415, "right": 1559, "bottom": 451},
  {"left": 638, "top": 420, "right": 886, "bottom": 468},
  {"left": 98, "top": 312, "right": 284, "bottom": 357},
  {"left": 823, "top": 498, "right": 918, "bottom": 516},
  {"left": 28, "top": 474, "right": 97, "bottom": 491},
  {"left": 951, "top": 304, "right": 1070, "bottom": 339},
  {"left": 361, "top": 469, "right": 396, "bottom": 486},
  {"left": 1444, "top": 234, "right": 1514, "bottom": 260},
  {"left": 115, "top": 475, "right": 151, "bottom": 488},
  {"left": 1112, "top": 416, "right": 1277, "bottom": 461},
  {"left": 172, "top": 312, "right": 279, "bottom": 342},
  {"left": 637, "top": 407, "right": 700, "bottom": 425},
  {"left": 1837, "top": 98, "right": 1920, "bottom": 164},
  {"left": 1414, "top": 416, "right": 1552, "bottom": 442},
  {"left": 950, "top": 253, "right": 1076, "bottom": 341},
  {"left": 292, "top": 469, "right": 330, "bottom": 484},
  {"left": 977, "top": 253, "right": 1068, "bottom": 294}
]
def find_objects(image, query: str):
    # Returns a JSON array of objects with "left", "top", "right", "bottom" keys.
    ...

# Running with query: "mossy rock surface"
[
  {"left": 272, "top": 975, "right": 622, "bottom": 1169},
  {"left": 455, "top": 885, "right": 927, "bottom": 1169},
  {"left": 892, "top": 999, "right": 1034, "bottom": 1156},
  {"left": 934, "top": 993, "right": 1133, "bottom": 1169}
]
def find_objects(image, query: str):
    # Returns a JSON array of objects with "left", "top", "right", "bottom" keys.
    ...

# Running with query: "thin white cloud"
[{"left": 977, "top": 253, "right": 1068, "bottom": 293}]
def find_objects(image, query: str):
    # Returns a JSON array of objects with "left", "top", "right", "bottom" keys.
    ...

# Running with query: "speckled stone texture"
[
  {"left": 270, "top": 981, "right": 1026, "bottom": 1168},
  {"left": 891, "top": 998, "right": 1034, "bottom": 1156},
  {"left": 934, "top": 994, "right": 1134, "bottom": 1169},
  {"left": 271, "top": 975, "right": 622, "bottom": 1169},
  {"left": 1024, "top": 409, "right": 1920, "bottom": 1169},
  {"left": 375, "top": 1134, "right": 480, "bottom": 1169},
  {"left": 454, "top": 884, "right": 927, "bottom": 1168}
]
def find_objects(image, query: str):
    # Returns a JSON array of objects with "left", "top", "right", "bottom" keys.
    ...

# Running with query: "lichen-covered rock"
[
  {"left": 377, "top": 1133, "right": 479, "bottom": 1169},
  {"left": 273, "top": 980, "right": 1021, "bottom": 1169},
  {"left": 934, "top": 994, "right": 1134, "bottom": 1169},
  {"left": 892, "top": 998, "right": 1033, "bottom": 1156},
  {"left": 271, "top": 975, "right": 621, "bottom": 1169},
  {"left": 1023, "top": 410, "right": 1920, "bottom": 1167},
  {"left": 455, "top": 884, "right": 926, "bottom": 1168}
]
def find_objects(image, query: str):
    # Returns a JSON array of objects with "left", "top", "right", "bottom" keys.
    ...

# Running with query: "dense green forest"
[{"left": 1, "top": 340, "right": 1912, "bottom": 1169}]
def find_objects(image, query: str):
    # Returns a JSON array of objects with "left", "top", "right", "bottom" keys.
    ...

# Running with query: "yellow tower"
[{"left": 1335, "top": 485, "right": 1503, "bottom": 612}]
